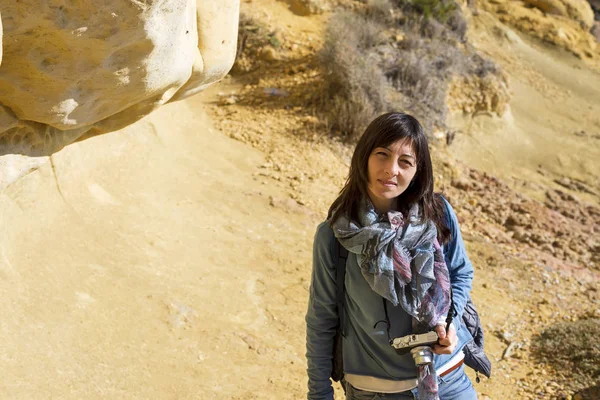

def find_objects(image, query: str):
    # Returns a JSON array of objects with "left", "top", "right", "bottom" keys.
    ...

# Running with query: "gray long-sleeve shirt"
[{"left": 305, "top": 199, "right": 474, "bottom": 400}]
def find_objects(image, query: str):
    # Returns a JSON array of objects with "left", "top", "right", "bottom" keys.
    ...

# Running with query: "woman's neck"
[{"left": 368, "top": 195, "right": 397, "bottom": 215}]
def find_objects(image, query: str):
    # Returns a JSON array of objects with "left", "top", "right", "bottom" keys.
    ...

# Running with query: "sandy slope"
[
  {"left": 451, "top": 18, "right": 600, "bottom": 205},
  {"left": 0, "top": 99, "right": 322, "bottom": 399},
  {"left": 199, "top": 1, "right": 599, "bottom": 398}
]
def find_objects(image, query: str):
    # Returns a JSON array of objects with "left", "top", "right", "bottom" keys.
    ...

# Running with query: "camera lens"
[{"left": 410, "top": 346, "right": 434, "bottom": 366}]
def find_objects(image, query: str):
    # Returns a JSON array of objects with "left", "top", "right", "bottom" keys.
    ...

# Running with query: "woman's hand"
[{"left": 432, "top": 323, "right": 457, "bottom": 355}]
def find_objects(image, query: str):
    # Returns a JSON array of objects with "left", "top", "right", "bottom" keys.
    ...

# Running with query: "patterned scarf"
[{"left": 332, "top": 197, "right": 451, "bottom": 333}]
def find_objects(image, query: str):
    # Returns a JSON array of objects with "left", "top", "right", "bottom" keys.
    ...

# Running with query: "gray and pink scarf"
[{"left": 332, "top": 197, "right": 451, "bottom": 333}]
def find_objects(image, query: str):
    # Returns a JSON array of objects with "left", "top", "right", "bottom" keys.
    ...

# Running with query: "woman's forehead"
[{"left": 378, "top": 138, "right": 415, "bottom": 155}]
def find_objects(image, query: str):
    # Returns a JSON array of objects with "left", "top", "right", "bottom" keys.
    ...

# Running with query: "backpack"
[{"left": 331, "top": 238, "right": 492, "bottom": 383}]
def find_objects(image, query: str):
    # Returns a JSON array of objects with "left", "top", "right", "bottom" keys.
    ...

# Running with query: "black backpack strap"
[
  {"left": 334, "top": 239, "right": 349, "bottom": 335},
  {"left": 445, "top": 286, "right": 455, "bottom": 331},
  {"left": 331, "top": 238, "right": 349, "bottom": 382}
]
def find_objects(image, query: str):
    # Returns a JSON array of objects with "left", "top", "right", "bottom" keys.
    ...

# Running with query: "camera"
[{"left": 391, "top": 331, "right": 439, "bottom": 355}]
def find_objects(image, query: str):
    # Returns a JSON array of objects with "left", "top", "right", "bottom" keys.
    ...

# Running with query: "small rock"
[
  {"left": 512, "top": 228, "right": 529, "bottom": 243},
  {"left": 288, "top": 0, "right": 328, "bottom": 16},
  {"left": 541, "top": 244, "right": 554, "bottom": 254},
  {"left": 502, "top": 330, "right": 514, "bottom": 342},
  {"left": 258, "top": 46, "right": 279, "bottom": 62},
  {"left": 451, "top": 178, "right": 470, "bottom": 190},
  {"left": 504, "top": 214, "right": 524, "bottom": 228}
]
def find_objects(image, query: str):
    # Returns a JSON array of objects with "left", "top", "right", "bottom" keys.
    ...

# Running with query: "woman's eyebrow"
[{"left": 381, "top": 147, "right": 415, "bottom": 158}]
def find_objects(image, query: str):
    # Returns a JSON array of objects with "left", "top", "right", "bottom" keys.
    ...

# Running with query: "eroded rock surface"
[
  {"left": 0, "top": 1, "right": 239, "bottom": 187},
  {"left": 522, "top": 0, "right": 595, "bottom": 28},
  {"left": 447, "top": 72, "right": 511, "bottom": 115},
  {"left": 481, "top": 0, "right": 598, "bottom": 58}
]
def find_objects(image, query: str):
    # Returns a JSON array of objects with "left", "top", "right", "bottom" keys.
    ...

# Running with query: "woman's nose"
[{"left": 386, "top": 159, "right": 400, "bottom": 176}]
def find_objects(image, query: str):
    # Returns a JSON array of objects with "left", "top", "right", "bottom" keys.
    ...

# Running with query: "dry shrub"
[
  {"left": 319, "top": 12, "right": 388, "bottom": 140},
  {"left": 384, "top": 23, "right": 476, "bottom": 131},
  {"left": 317, "top": 1, "right": 504, "bottom": 140},
  {"left": 231, "top": 13, "right": 282, "bottom": 74},
  {"left": 384, "top": 46, "right": 447, "bottom": 125},
  {"left": 446, "top": 9, "right": 468, "bottom": 41},
  {"left": 470, "top": 53, "right": 499, "bottom": 77},
  {"left": 531, "top": 318, "right": 600, "bottom": 396},
  {"left": 366, "top": 0, "right": 396, "bottom": 23},
  {"left": 394, "top": 0, "right": 459, "bottom": 23}
]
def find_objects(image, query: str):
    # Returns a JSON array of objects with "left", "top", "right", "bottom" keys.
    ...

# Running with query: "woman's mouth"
[{"left": 379, "top": 180, "right": 397, "bottom": 187}]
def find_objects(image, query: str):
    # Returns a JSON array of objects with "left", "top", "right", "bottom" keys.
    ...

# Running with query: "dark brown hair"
[{"left": 328, "top": 112, "right": 451, "bottom": 243}]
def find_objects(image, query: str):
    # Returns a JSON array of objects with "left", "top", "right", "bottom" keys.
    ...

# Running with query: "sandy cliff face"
[
  {"left": 0, "top": 1, "right": 239, "bottom": 187},
  {"left": 447, "top": 72, "right": 511, "bottom": 115},
  {"left": 522, "top": 0, "right": 595, "bottom": 28},
  {"left": 480, "top": 0, "right": 598, "bottom": 59}
]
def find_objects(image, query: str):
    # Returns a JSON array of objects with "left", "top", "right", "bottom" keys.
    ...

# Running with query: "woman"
[{"left": 306, "top": 112, "right": 477, "bottom": 400}]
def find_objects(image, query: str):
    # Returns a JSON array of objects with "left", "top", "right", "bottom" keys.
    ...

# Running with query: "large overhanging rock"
[{"left": 0, "top": 1, "right": 239, "bottom": 188}]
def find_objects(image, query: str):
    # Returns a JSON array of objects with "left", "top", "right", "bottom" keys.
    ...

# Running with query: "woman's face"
[{"left": 366, "top": 138, "right": 417, "bottom": 213}]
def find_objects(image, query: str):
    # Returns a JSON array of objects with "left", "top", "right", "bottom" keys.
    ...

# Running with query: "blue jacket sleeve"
[
  {"left": 305, "top": 222, "right": 338, "bottom": 400},
  {"left": 441, "top": 197, "right": 474, "bottom": 320}
]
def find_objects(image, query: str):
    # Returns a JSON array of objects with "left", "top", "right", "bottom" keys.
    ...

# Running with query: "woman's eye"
[
  {"left": 377, "top": 151, "right": 387, "bottom": 157},
  {"left": 400, "top": 160, "right": 413, "bottom": 166}
]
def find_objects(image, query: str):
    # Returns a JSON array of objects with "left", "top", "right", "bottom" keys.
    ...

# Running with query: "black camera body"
[{"left": 391, "top": 331, "right": 439, "bottom": 355}]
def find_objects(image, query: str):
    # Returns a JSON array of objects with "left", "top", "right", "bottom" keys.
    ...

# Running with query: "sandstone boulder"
[{"left": 0, "top": 0, "right": 240, "bottom": 158}]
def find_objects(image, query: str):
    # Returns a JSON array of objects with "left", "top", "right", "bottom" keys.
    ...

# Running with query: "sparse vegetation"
[
  {"left": 365, "top": 0, "right": 396, "bottom": 23},
  {"left": 317, "top": 0, "right": 504, "bottom": 140},
  {"left": 318, "top": 12, "right": 388, "bottom": 139},
  {"left": 401, "top": 0, "right": 458, "bottom": 23},
  {"left": 231, "top": 13, "right": 283, "bottom": 74},
  {"left": 531, "top": 318, "right": 600, "bottom": 397}
]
